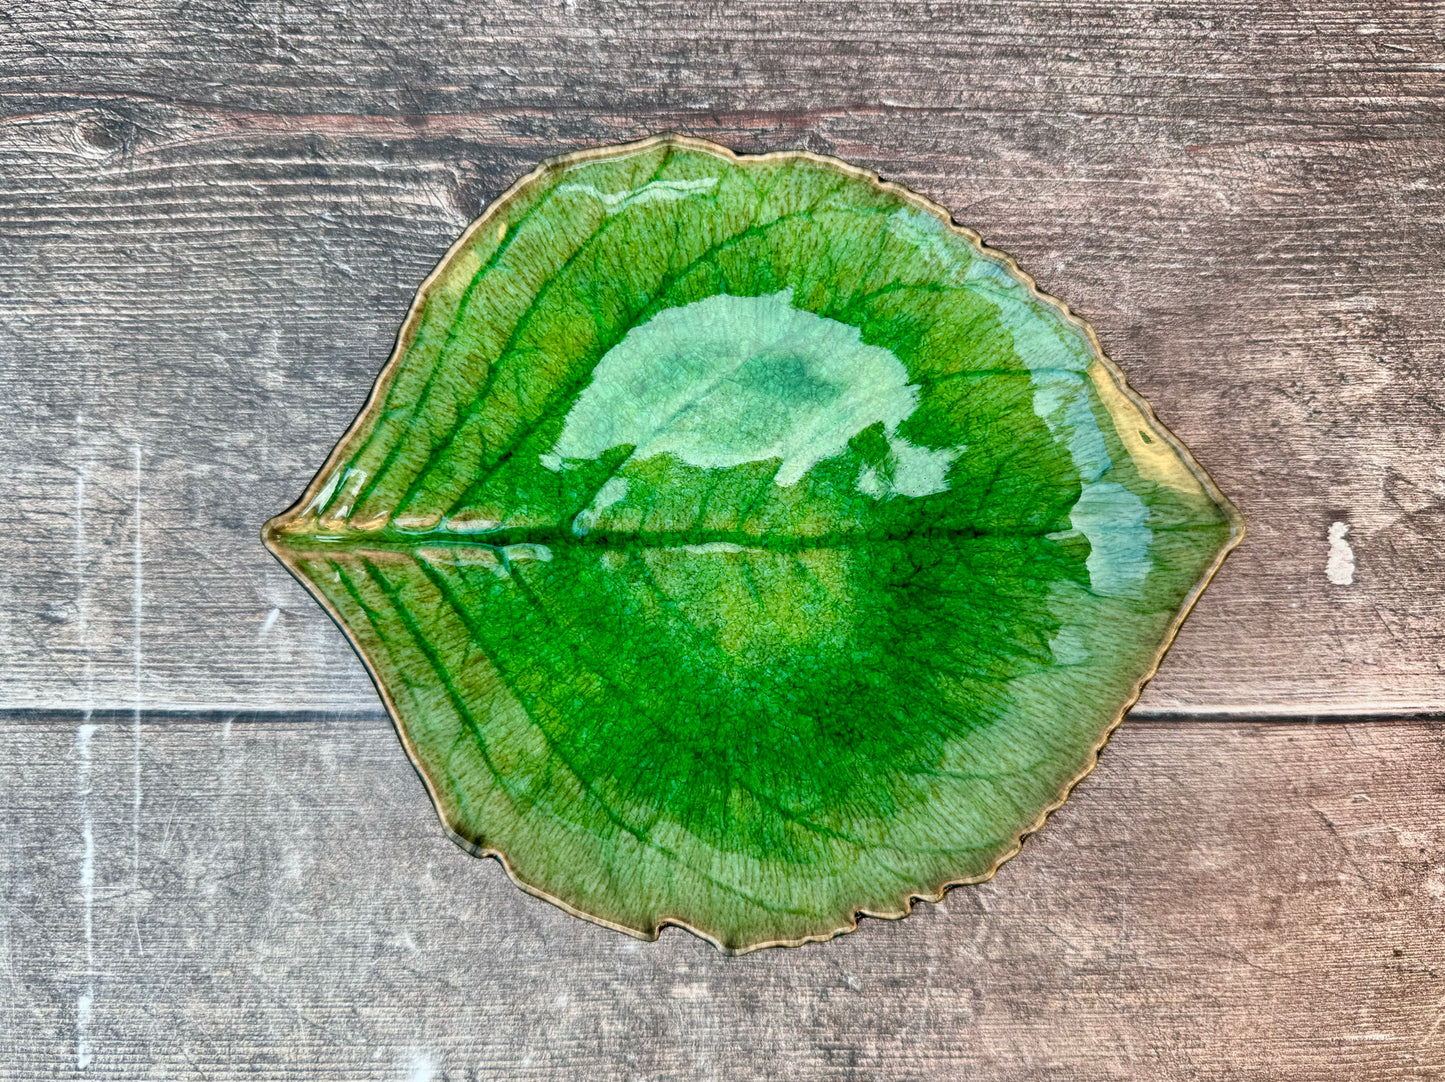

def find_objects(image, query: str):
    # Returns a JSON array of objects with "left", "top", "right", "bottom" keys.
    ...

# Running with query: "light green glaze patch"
[
  {"left": 265, "top": 136, "right": 1241, "bottom": 952},
  {"left": 546, "top": 289, "right": 962, "bottom": 498},
  {"left": 1070, "top": 481, "right": 1152, "bottom": 599}
]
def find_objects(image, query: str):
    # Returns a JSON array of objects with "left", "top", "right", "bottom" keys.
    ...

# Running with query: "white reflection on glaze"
[{"left": 558, "top": 176, "right": 719, "bottom": 209}]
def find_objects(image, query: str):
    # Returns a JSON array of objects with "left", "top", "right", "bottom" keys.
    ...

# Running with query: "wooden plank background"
[
  {"left": 4, "top": 714, "right": 1443, "bottom": 1080},
  {"left": 1, "top": 1, "right": 1441, "bottom": 1078}
]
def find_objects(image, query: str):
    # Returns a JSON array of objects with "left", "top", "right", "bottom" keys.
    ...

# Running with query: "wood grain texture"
[
  {"left": 1, "top": 1, "right": 1443, "bottom": 715},
  {"left": 2, "top": 713, "right": 1441, "bottom": 1080}
]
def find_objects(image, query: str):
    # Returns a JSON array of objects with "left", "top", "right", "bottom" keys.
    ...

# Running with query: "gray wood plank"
[
  {"left": 2, "top": 2, "right": 1443, "bottom": 716},
  {"left": 2, "top": 713, "right": 1441, "bottom": 1080}
]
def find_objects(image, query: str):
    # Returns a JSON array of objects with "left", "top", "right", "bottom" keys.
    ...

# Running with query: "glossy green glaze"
[{"left": 265, "top": 135, "right": 1241, "bottom": 951}]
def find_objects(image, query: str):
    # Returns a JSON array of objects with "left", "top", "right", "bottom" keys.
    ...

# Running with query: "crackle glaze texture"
[{"left": 265, "top": 135, "right": 1240, "bottom": 950}]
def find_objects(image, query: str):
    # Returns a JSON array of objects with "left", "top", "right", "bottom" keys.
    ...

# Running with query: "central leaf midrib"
[{"left": 266, "top": 520, "right": 1075, "bottom": 554}]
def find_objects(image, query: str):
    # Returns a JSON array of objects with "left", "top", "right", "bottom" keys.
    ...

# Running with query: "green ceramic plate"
[{"left": 265, "top": 134, "right": 1242, "bottom": 952}]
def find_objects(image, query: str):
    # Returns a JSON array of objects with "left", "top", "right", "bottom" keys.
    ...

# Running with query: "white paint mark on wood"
[
  {"left": 76, "top": 438, "right": 97, "bottom": 1070},
  {"left": 78, "top": 726, "right": 95, "bottom": 961},
  {"left": 1327, "top": 521, "right": 1355, "bottom": 585},
  {"left": 405, "top": 1053, "right": 438, "bottom": 1082},
  {"left": 77, "top": 722, "right": 96, "bottom": 1070},
  {"left": 76, "top": 991, "right": 93, "bottom": 1070},
  {"left": 257, "top": 607, "right": 280, "bottom": 639},
  {"left": 131, "top": 445, "right": 143, "bottom": 908},
  {"left": 74, "top": 435, "right": 92, "bottom": 717}
]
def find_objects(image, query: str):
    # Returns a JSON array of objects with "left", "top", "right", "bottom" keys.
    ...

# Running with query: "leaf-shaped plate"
[{"left": 265, "top": 134, "right": 1242, "bottom": 952}]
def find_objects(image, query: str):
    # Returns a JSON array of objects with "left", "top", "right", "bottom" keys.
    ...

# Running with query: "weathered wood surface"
[
  {"left": 3, "top": 4, "right": 1443, "bottom": 1078},
  {"left": 2, "top": 714, "right": 1442, "bottom": 1080},
  {"left": 2, "top": 1, "right": 1443, "bottom": 715}
]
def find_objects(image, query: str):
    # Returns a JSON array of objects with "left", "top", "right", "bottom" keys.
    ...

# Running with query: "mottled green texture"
[{"left": 265, "top": 136, "right": 1240, "bottom": 950}]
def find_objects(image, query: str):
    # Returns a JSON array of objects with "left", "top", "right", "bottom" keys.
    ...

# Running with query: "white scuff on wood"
[
  {"left": 76, "top": 722, "right": 97, "bottom": 1070},
  {"left": 131, "top": 444, "right": 143, "bottom": 917},
  {"left": 1327, "top": 521, "right": 1355, "bottom": 586},
  {"left": 75, "top": 442, "right": 97, "bottom": 1070}
]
